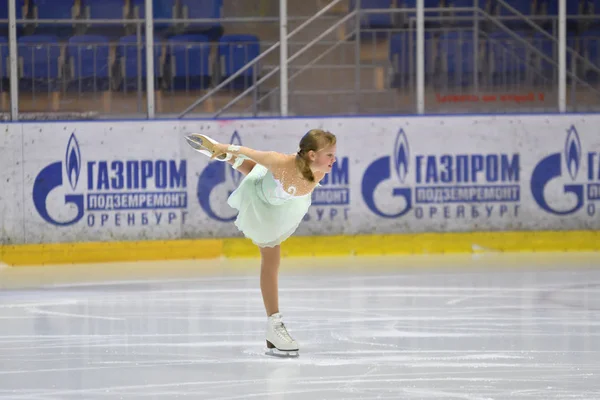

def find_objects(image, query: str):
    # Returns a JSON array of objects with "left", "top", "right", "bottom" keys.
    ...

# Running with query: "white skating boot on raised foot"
[
  {"left": 184, "top": 133, "right": 232, "bottom": 162},
  {"left": 265, "top": 313, "right": 299, "bottom": 357}
]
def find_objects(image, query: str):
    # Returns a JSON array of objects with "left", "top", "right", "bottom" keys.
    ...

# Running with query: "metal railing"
[
  {"left": 229, "top": 4, "right": 600, "bottom": 117},
  {"left": 2, "top": 0, "right": 600, "bottom": 119},
  {"left": 0, "top": 0, "right": 349, "bottom": 118},
  {"left": 245, "top": 30, "right": 359, "bottom": 115},
  {"left": 0, "top": 14, "right": 308, "bottom": 118},
  {"left": 177, "top": 0, "right": 349, "bottom": 117},
  {"left": 206, "top": 11, "right": 357, "bottom": 118},
  {"left": 240, "top": 12, "right": 596, "bottom": 115}
]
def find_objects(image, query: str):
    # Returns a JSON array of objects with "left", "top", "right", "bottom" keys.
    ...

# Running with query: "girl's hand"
[{"left": 210, "top": 143, "right": 230, "bottom": 160}]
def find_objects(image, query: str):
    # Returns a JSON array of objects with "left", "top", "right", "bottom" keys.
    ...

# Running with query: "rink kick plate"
[{"left": 2, "top": 231, "right": 600, "bottom": 266}]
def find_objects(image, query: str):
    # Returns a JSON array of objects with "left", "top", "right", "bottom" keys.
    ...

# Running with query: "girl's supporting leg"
[
  {"left": 259, "top": 245, "right": 281, "bottom": 316},
  {"left": 260, "top": 245, "right": 299, "bottom": 355}
]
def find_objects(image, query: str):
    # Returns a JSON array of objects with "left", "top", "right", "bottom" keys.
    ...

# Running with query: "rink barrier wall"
[
  {"left": 2, "top": 114, "right": 600, "bottom": 265},
  {"left": 2, "top": 230, "right": 600, "bottom": 266}
]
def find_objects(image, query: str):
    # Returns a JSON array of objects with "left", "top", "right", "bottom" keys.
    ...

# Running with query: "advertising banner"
[{"left": 1, "top": 114, "right": 598, "bottom": 244}]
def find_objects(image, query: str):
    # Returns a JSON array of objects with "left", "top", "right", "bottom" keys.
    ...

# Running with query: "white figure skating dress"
[{"left": 227, "top": 163, "right": 312, "bottom": 248}]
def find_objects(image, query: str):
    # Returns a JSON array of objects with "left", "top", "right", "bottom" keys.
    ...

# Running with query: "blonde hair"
[{"left": 295, "top": 129, "right": 337, "bottom": 182}]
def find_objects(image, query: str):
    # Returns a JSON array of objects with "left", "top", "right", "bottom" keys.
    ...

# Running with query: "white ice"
[{"left": 0, "top": 253, "right": 599, "bottom": 399}]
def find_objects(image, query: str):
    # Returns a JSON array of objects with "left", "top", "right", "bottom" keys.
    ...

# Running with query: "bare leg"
[
  {"left": 259, "top": 245, "right": 281, "bottom": 316},
  {"left": 226, "top": 155, "right": 256, "bottom": 176}
]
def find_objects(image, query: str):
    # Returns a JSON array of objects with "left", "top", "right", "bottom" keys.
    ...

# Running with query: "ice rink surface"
[{"left": 0, "top": 253, "right": 599, "bottom": 399}]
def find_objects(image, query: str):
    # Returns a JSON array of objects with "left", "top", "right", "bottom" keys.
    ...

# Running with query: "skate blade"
[
  {"left": 184, "top": 135, "right": 210, "bottom": 154},
  {"left": 265, "top": 348, "right": 299, "bottom": 358}
]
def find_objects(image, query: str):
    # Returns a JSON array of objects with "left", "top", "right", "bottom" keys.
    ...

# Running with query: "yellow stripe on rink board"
[
  {"left": 0, "top": 239, "right": 223, "bottom": 266},
  {"left": 1, "top": 231, "right": 599, "bottom": 266},
  {"left": 223, "top": 230, "right": 600, "bottom": 258},
  {"left": 223, "top": 231, "right": 600, "bottom": 257}
]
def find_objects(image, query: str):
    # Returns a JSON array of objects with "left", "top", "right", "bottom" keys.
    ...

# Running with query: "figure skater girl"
[{"left": 186, "top": 129, "right": 337, "bottom": 356}]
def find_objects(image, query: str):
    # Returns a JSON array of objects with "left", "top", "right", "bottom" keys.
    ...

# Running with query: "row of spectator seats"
[
  {"left": 352, "top": 0, "right": 599, "bottom": 31},
  {"left": 0, "top": 33, "right": 260, "bottom": 92},
  {"left": 389, "top": 29, "right": 600, "bottom": 87},
  {"left": 4, "top": 30, "right": 597, "bottom": 94},
  {"left": 0, "top": 0, "right": 223, "bottom": 40}
]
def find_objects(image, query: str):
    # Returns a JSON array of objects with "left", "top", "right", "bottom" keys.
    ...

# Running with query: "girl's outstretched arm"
[{"left": 212, "top": 143, "right": 285, "bottom": 169}]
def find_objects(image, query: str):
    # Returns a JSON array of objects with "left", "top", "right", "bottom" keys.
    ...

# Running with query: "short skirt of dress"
[{"left": 227, "top": 164, "right": 312, "bottom": 248}]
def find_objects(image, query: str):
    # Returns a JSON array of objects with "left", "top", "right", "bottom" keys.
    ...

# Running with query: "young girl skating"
[{"left": 186, "top": 129, "right": 337, "bottom": 357}]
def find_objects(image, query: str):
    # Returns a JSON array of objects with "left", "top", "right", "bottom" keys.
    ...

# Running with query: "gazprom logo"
[
  {"left": 565, "top": 126, "right": 581, "bottom": 181},
  {"left": 33, "top": 133, "right": 85, "bottom": 226},
  {"left": 66, "top": 133, "right": 81, "bottom": 190},
  {"left": 361, "top": 128, "right": 412, "bottom": 218},
  {"left": 531, "top": 125, "right": 584, "bottom": 215},
  {"left": 395, "top": 129, "right": 409, "bottom": 184}
]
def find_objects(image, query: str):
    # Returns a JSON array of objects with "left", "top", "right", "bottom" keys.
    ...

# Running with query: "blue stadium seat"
[
  {"left": 446, "top": 0, "right": 485, "bottom": 16},
  {"left": 389, "top": 32, "right": 410, "bottom": 87},
  {"left": 180, "top": 0, "right": 223, "bottom": 41},
  {"left": 82, "top": 0, "right": 128, "bottom": 38},
  {"left": 543, "top": 0, "right": 582, "bottom": 31},
  {"left": 67, "top": 35, "right": 111, "bottom": 91},
  {"left": 496, "top": 0, "right": 534, "bottom": 15},
  {"left": 389, "top": 31, "right": 434, "bottom": 87},
  {"left": 447, "top": 0, "right": 487, "bottom": 9},
  {"left": 531, "top": 34, "right": 555, "bottom": 79},
  {"left": 0, "top": 0, "right": 24, "bottom": 20},
  {"left": 166, "top": 34, "right": 211, "bottom": 90},
  {"left": 18, "top": 35, "right": 62, "bottom": 91},
  {"left": 493, "top": 0, "right": 536, "bottom": 31},
  {"left": 218, "top": 34, "right": 260, "bottom": 89},
  {"left": 446, "top": 0, "right": 491, "bottom": 27},
  {"left": 545, "top": 0, "right": 582, "bottom": 15},
  {"left": 581, "top": 30, "right": 600, "bottom": 82},
  {"left": 487, "top": 31, "right": 529, "bottom": 84},
  {"left": 584, "top": 0, "right": 600, "bottom": 30},
  {"left": 32, "top": 0, "right": 78, "bottom": 37},
  {"left": 0, "top": 0, "right": 26, "bottom": 37},
  {"left": 531, "top": 32, "right": 577, "bottom": 83},
  {"left": 439, "top": 30, "right": 476, "bottom": 86},
  {"left": 531, "top": 33, "right": 560, "bottom": 85},
  {"left": 399, "top": 0, "right": 445, "bottom": 28},
  {"left": 0, "top": 37, "right": 8, "bottom": 91},
  {"left": 32, "top": 0, "right": 75, "bottom": 18},
  {"left": 349, "top": 0, "right": 393, "bottom": 29},
  {"left": 116, "top": 35, "right": 162, "bottom": 90},
  {"left": 131, "top": 0, "right": 177, "bottom": 32},
  {"left": 0, "top": 37, "right": 7, "bottom": 76}
]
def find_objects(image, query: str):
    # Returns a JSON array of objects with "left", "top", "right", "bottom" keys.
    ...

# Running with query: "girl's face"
[{"left": 310, "top": 144, "right": 337, "bottom": 173}]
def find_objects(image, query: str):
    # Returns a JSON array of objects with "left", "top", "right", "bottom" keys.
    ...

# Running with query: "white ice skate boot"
[
  {"left": 185, "top": 133, "right": 232, "bottom": 162},
  {"left": 265, "top": 313, "right": 299, "bottom": 357}
]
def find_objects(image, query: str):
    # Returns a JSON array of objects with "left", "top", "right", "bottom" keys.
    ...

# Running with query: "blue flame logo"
[
  {"left": 394, "top": 129, "right": 409, "bottom": 183},
  {"left": 564, "top": 126, "right": 581, "bottom": 181},
  {"left": 65, "top": 133, "right": 81, "bottom": 190},
  {"left": 229, "top": 131, "right": 243, "bottom": 185}
]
